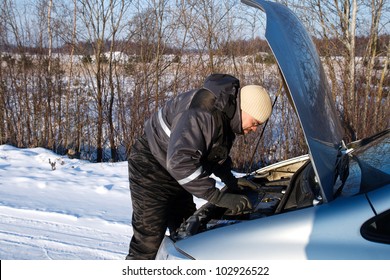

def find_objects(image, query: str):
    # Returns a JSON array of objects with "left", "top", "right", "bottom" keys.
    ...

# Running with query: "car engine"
[{"left": 173, "top": 157, "right": 321, "bottom": 241}]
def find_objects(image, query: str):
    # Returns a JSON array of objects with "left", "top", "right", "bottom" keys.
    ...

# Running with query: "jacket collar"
[{"left": 230, "top": 92, "right": 243, "bottom": 135}]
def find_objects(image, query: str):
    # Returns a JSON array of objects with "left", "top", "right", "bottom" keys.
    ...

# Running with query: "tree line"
[{"left": 0, "top": 0, "right": 388, "bottom": 171}]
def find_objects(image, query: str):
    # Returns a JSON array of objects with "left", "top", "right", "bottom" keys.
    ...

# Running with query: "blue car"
[{"left": 155, "top": 0, "right": 390, "bottom": 260}]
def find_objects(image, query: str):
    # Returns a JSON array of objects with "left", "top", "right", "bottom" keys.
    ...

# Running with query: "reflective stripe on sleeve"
[
  {"left": 158, "top": 109, "right": 171, "bottom": 137},
  {"left": 177, "top": 166, "right": 203, "bottom": 185}
]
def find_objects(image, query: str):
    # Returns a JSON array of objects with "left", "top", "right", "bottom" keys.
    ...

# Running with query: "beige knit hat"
[{"left": 240, "top": 85, "right": 272, "bottom": 123}]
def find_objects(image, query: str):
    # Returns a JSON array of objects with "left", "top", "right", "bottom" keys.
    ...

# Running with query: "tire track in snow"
[{"left": 0, "top": 206, "right": 132, "bottom": 259}]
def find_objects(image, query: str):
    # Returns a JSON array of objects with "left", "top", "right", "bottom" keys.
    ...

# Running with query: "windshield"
[{"left": 337, "top": 130, "right": 390, "bottom": 196}]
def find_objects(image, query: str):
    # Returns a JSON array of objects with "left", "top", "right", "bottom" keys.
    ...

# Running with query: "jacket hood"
[
  {"left": 203, "top": 73, "right": 243, "bottom": 134},
  {"left": 203, "top": 74, "right": 240, "bottom": 120}
]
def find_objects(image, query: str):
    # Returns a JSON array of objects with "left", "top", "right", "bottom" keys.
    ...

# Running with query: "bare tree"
[
  {"left": 186, "top": 0, "right": 237, "bottom": 73},
  {"left": 303, "top": 0, "right": 388, "bottom": 140},
  {"left": 63, "top": 0, "right": 78, "bottom": 153},
  {"left": 360, "top": 0, "right": 388, "bottom": 136},
  {"left": 77, "top": 0, "right": 117, "bottom": 162},
  {"left": 1, "top": 0, "right": 387, "bottom": 168},
  {"left": 107, "top": 0, "right": 130, "bottom": 161}
]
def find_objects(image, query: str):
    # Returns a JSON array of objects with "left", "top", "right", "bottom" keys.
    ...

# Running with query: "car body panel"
[
  {"left": 304, "top": 193, "right": 389, "bottom": 259},
  {"left": 159, "top": 190, "right": 389, "bottom": 259},
  {"left": 367, "top": 185, "right": 390, "bottom": 215},
  {"left": 242, "top": 0, "right": 344, "bottom": 203}
]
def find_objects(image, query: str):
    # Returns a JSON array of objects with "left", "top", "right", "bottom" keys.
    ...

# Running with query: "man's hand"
[
  {"left": 237, "top": 177, "right": 258, "bottom": 191},
  {"left": 214, "top": 193, "right": 252, "bottom": 215}
]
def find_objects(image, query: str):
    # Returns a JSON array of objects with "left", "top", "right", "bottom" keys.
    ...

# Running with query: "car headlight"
[{"left": 155, "top": 236, "right": 193, "bottom": 260}]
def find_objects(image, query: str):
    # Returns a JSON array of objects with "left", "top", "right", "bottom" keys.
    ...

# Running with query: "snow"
[
  {"left": 0, "top": 144, "right": 207, "bottom": 260},
  {"left": 1, "top": 144, "right": 387, "bottom": 279}
]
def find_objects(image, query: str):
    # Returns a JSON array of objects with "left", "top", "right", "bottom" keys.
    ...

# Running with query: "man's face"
[{"left": 241, "top": 110, "right": 263, "bottom": 134}]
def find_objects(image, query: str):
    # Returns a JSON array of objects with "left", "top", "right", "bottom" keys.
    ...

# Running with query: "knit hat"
[{"left": 240, "top": 85, "right": 272, "bottom": 123}]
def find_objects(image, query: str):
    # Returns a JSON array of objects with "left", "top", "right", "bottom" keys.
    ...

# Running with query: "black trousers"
[{"left": 126, "top": 135, "right": 196, "bottom": 260}]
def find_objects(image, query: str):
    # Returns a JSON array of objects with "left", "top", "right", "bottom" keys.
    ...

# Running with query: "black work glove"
[
  {"left": 214, "top": 192, "right": 253, "bottom": 215},
  {"left": 237, "top": 177, "right": 258, "bottom": 191},
  {"left": 210, "top": 157, "right": 238, "bottom": 189}
]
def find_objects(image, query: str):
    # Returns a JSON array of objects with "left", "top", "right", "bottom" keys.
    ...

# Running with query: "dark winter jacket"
[{"left": 144, "top": 74, "right": 243, "bottom": 201}]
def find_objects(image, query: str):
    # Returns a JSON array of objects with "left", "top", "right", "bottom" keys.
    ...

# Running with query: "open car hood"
[{"left": 242, "top": 0, "right": 344, "bottom": 202}]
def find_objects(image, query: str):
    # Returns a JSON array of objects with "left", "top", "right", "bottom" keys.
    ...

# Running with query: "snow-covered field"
[
  {"left": 1, "top": 144, "right": 387, "bottom": 280},
  {"left": 0, "top": 144, "right": 206, "bottom": 260}
]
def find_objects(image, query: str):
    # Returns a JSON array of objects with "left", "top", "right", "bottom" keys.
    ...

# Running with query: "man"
[{"left": 126, "top": 74, "right": 272, "bottom": 260}]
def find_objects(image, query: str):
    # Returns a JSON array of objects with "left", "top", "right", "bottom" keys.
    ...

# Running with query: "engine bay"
[{"left": 172, "top": 156, "right": 320, "bottom": 241}]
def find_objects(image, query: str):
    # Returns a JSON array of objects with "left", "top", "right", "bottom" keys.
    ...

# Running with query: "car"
[{"left": 155, "top": 0, "right": 390, "bottom": 260}]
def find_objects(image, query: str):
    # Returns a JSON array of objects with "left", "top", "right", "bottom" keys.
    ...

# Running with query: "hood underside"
[{"left": 242, "top": 0, "right": 344, "bottom": 202}]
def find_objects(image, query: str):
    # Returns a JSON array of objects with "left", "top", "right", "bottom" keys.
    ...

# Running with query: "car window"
[{"left": 361, "top": 210, "right": 390, "bottom": 244}]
